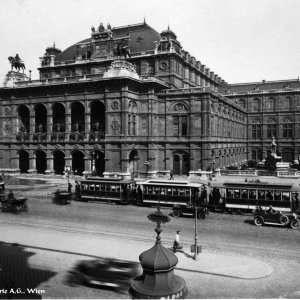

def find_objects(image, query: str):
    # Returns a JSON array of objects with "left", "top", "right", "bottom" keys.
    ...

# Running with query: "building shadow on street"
[{"left": 0, "top": 242, "right": 56, "bottom": 299}]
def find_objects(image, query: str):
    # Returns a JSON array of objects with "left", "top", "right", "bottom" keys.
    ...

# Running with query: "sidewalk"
[{"left": 0, "top": 222, "right": 278, "bottom": 299}]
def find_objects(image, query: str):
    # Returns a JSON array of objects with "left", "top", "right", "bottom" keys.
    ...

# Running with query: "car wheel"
[
  {"left": 279, "top": 215, "right": 289, "bottom": 225},
  {"left": 290, "top": 220, "right": 299, "bottom": 229},
  {"left": 198, "top": 211, "right": 206, "bottom": 220},
  {"left": 254, "top": 216, "right": 263, "bottom": 226},
  {"left": 173, "top": 210, "right": 181, "bottom": 217}
]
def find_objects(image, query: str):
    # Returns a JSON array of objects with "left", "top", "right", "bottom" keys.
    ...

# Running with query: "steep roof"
[{"left": 55, "top": 22, "right": 161, "bottom": 62}]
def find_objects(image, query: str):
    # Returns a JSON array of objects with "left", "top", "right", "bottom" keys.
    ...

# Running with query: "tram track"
[{"left": 1, "top": 218, "right": 299, "bottom": 261}]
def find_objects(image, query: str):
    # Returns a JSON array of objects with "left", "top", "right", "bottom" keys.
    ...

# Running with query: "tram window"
[
  {"left": 179, "top": 189, "right": 185, "bottom": 196},
  {"left": 167, "top": 188, "right": 172, "bottom": 195},
  {"left": 249, "top": 190, "right": 256, "bottom": 199},
  {"left": 274, "top": 191, "right": 281, "bottom": 200},
  {"left": 266, "top": 191, "right": 273, "bottom": 200},
  {"left": 90, "top": 184, "right": 95, "bottom": 190},
  {"left": 148, "top": 187, "right": 153, "bottom": 194},
  {"left": 258, "top": 191, "right": 265, "bottom": 200},
  {"left": 111, "top": 185, "right": 117, "bottom": 192},
  {"left": 82, "top": 183, "right": 87, "bottom": 190},
  {"left": 282, "top": 192, "right": 290, "bottom": 201},
  {"left": 155, "top": 187, "right": 160, "bottom": 194},
  {"left": 95, "top": 184, "right": 100, "bottom": 191},
  {"left": 234, "top": 189, "right": 240, "bottom": 198},
  {"left": 161, "top": 188, "right": 166, "bottom": 195},
  {"left": 242, "top": 190, "right": 247, "bottom": 199},
  {"left": 116, "top": 185, "right": 120, "bottom": 192},
  {"left": 100, "top": 184, "right": 105, "bottom": 191},
  {"left": 227, "top": 189, "right": 234, "bottom": 198},
  {"left": 186, "top": 189, "right": 190, "bottom": 196},
  {"left": 173, "top": 189, "right": 179, "bottom": 196}
]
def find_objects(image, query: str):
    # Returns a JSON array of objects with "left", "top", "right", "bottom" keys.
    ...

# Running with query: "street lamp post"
[
  {"left": 64, "top": 166, "right": 72, "bottom": 192},
  {"left": 144, "top": 161, "right": 150, "bottom": 179},
  {"left": 194, "top": 207, "right": 199, "bottom": 260},
  {"left": 212, "top": 159, "right": 216, "bottom": 178}
]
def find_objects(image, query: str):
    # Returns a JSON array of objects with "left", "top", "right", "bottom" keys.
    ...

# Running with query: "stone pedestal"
[
  {"left": 103, "top": 60, "right": 139, "bottom": 79},
  {"left": 2, "top": 71, "right": 29, "bottom": 87}
]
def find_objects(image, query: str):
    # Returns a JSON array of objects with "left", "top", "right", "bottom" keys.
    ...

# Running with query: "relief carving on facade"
[
  {"left": 111, "top": 120, "right": 120, "bottom": 135},
  {"left": 111, "top": 101, "right": 119, "bottom": 110}
]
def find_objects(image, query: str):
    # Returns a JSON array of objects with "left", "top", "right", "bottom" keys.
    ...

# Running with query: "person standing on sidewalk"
[
  {"left": 173, "top": 230, "right": 181, "bottom": 252},
  {"left": 169, "top": 170, "right": 174, "bottom": 180}
]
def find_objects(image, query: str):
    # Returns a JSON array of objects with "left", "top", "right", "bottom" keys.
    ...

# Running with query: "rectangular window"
[
  {"left": 173, "top": 116, "right": 187, "bottom": 137},
  {"left": 252, "top": 125, "right": 261, "bottom": 139},
  {"left": 283, "top": 124, "right": 293, "bottom": 138},
  {"left": 173, "top": 116, "right": 179, "bottom": 136}
]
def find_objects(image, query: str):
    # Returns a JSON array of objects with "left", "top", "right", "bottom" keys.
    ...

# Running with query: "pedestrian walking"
[
  {"left": 169, "top": 170, "right": 174, "bottom": 180},
  {"left": 173, "top": 230, "right": 181, "bottom": 252}
]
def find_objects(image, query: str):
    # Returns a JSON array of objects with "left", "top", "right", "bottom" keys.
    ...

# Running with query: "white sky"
[{"left": 1, "top": 0, "right": 300, "bottom": 84}]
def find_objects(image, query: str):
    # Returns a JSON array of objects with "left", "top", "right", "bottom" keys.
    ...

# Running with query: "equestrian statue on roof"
[{"left": 8, "top": 54, "right": 26, "bottom": 73}]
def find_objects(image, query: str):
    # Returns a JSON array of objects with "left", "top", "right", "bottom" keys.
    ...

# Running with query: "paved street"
[{"left": 0, "top": 175, "right": 299, "bottom": 299}]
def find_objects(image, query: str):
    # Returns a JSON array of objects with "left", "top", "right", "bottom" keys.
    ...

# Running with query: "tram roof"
[
  {"left": 136, "top": 179, "right": 202, "bottom": 187},
  {"left": 222, "top": 181, "right": 294, "bottom": 189},
  {"left": 81, "top": 177, "right": 134, "bottom": 184}
]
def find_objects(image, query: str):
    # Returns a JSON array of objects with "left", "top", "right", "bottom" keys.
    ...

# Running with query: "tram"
[
  {"left": 135, "top": 179, "right": 203, "bottom": 206},
  {"left": 78, "top": 177, "right": 135, "bottom": 204},
  {"left": 209, "top": 181, "right": 300, "bottom": 213}
]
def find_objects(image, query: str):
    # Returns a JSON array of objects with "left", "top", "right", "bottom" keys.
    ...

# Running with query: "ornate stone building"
[
  {"left": 220, "top": 79, "right": 300, "bottom": 164},
  {"left": 0, "top": 22, "right": 249, "bottom": 176}
]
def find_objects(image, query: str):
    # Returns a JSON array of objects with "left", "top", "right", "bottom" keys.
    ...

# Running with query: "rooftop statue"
[{"left": 8, "top": 54, "right": 26, "bottom": 72}]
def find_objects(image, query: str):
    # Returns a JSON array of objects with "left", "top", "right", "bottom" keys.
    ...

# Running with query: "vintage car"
[
  {"left": 253, "top": 207, "right": 299, "bottom": 229},
  {"left": 52, "top": 190, "right": 72, "bottom": 205},
  {"left": 1, "top": 193, "right": 28, "bottom": 214},
  {"left": 66, "top": 258, "right": 139, "bottom": 291},
  {"left": 172, "top": 204, "right": 209, "bottom": 219}
]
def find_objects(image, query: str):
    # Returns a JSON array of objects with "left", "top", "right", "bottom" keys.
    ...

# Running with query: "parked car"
[
  {"left": 253, "top": 206, "right": 299, "bottom": 229},
  {"left": 172, "top": 205, "right": 209, "bottom": 219},
  {"left": 66, "top": 258, "right": 139, "bottom": 291}
]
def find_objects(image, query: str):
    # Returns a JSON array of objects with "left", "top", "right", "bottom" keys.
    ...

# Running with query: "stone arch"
[
  {"left": 71, "top": 150, "right": 85, "bottom": 176},
  {"left": 53, "top": 150, "right": 65, "bottom": 174},
  {"left": 17, "top": 105, "right": 30, "bottom": 132},
  {"left": 169, "top": 102, "right": 189, "bottom": 113},
  {"left": 35, "top": 150, "right": 47, "bottom": 174},
  {"left": 35, "top": 103, "right": 47, "bottom": 132},
  {"left": 129, "top": 149, "right": 139, "bottom": 177},
  {"left": 52, "top": 102, "right": 66, "bottom": 132},
  {"left": 90, "top": 100, "right": 105, "bottom": 133},
  {"left": 18, "top": 150, "right": 29, "bottom": 173},
  {"left": 71, "top": 101, "right": 85, "bottom": 132}
]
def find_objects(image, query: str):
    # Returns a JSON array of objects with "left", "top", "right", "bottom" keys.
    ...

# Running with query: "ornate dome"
[{"left": 139, "top": 240, "right": 178, "bottom": 272}]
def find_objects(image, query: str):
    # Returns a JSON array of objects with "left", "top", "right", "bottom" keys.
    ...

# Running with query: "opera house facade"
[{"left": 0, "top": 21, "right": 298, "bottom": 176}]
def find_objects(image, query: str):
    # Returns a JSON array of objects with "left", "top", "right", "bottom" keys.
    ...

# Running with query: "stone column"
[
  {"left": 29, "top": 105, "right": 36, "bottom": 142},
  {"left": 85, "top": 113, "right": 90, "bottom": 141},
  {"left": 28, "top": 150, "right": 37, "bottom": 174},
  {"left": 47, "top": 103, "right": 53, "bottom": 142},
  {"left": 45, "top": 152, "right": 54, "bottom": 175}
]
